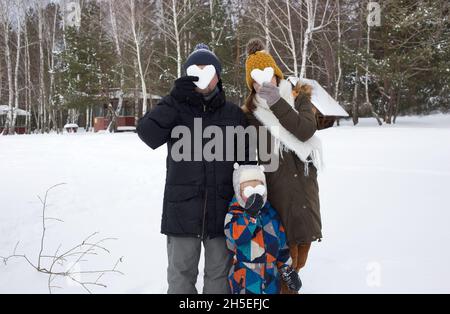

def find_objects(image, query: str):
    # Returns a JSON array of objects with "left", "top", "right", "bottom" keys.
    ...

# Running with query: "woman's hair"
[{"left": 243, "top": 77, "right": 280, "bottom": 114}]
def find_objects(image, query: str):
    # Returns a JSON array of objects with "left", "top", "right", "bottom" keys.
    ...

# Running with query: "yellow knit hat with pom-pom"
[{"left": 245, "top": 39, "right": 284, "bottom": 90}]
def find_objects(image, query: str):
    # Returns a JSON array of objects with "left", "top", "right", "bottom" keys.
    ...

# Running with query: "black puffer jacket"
[{"left": 137, "top": 82, "right": 250, "bottom": 239}]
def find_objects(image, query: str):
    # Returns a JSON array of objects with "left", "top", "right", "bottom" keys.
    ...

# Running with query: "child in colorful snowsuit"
[{"left": 224, "top": 164, "right": 301, "bottom": 294}]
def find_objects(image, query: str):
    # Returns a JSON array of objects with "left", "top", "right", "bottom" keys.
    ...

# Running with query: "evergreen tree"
[{"left": 55, "top": 1, "right": 116, "bottom": 122}]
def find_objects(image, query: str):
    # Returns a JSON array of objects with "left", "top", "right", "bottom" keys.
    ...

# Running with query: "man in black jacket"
[{"left": 137, "top": 44, "right": 251, "bottom": 294}]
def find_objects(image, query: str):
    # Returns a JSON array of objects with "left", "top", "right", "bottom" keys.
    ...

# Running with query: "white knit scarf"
[{"left": 253, "top": 79, "right": 324, "bottom": 175}]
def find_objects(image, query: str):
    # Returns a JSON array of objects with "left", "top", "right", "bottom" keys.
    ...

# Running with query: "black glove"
[
  {"left": 244, "top": 194, "right": 265, "bottom": 218},
  {"left": 281, "top": 266, "right": 302, "bottom": 292},
  {"left": 171, "top": 76, "right": 199, "bottom": 101}
]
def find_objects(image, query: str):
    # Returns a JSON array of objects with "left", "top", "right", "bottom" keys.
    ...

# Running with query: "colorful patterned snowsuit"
[{"left": 224, "top": 198, "right": 292, "bottom": 294}]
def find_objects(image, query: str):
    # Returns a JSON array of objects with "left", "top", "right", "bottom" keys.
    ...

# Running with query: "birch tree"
[
  {"left": 106, "top": 0, "right": 125, "bottom": 132},
  {"left": 299, "top": 0, "right": 335, "bottom": 79},
  {"left": 38, "top": 2, "right": 47, "bottom": 133},
  {"left": 250, "top": 0, "right": 334, "bottom": 78},
  {"left": 249, "top": 0, "right": 299, "bottom": 75},
  {"left": 1, "top": 0, "right": 14, "bottom": 135},
  {"left": 10, "top": 0, "right": 23, "bottom": 134},
  {"left": 111, "top": 0, "right": 157, "bottom": 116},
  {"left": 47, "top": 3, "right": 60, "bottom": 132},
  {"left": 128, "top": 0, "right": 148, "bottom": 114},
  {"left": 334, "top": 0, "right": 342, "bottom": 100},
  {"left": 24, "top": 12, "right": 32, "bottom": 133},
  {"left": 155, "top": 0, "right": 198, "bottom": 78}
]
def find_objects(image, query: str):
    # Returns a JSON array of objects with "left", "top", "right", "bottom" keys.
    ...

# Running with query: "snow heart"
[
  {"left": 243, "top": 185, "right": 266, "bottom": 198},
  {"left": 186, "top": 65, "right": 216, "bottom": 90},
  {"left": 251, "top": 67, "right": 274, "bottom": 86}
]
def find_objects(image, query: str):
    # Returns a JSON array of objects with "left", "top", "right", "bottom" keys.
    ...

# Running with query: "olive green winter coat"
[{"left": 245, "top": 87, "right": 322, "bottom": 245}]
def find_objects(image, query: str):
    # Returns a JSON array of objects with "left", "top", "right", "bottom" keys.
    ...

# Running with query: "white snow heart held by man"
[{"left": 137, "top": 40, "right": 323, "bottom": 295}]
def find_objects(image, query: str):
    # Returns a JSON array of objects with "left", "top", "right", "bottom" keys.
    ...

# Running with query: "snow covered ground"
[{"left": 1, "top": 114, "right": 449, "bottom": 294}]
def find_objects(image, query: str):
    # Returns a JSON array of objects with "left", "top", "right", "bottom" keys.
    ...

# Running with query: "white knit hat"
[{"left": 233, "top": 163, "right": 267, "bottom": 207}]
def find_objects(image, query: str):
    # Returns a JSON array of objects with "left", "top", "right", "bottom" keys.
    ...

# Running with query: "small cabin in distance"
[
  {"left": 93, "top": 89, "right": 162, "bottom": 132},
  {"left": 0, "top": 105, "right": 31, "bottom": 134}
]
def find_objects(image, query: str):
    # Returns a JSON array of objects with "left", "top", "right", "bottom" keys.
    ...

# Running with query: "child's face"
[{"left": 240, "top": 180, "right": 264, "bottom": 204}]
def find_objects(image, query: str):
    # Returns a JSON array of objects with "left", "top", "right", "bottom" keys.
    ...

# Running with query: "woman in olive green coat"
[{"left": 243, "top": 39, "right": 323, "bottom": 294}]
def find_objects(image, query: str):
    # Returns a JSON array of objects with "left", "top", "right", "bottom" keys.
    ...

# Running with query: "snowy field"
[{"left": 1, "top": 114, "right": 450, "bottom": 294}]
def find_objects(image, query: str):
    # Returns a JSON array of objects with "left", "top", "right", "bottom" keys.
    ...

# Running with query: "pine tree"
[{"left": 55, "top": 1, "right": 116, "bottom": 126}]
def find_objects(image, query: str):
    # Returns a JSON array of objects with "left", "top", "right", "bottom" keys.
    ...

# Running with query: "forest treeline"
[{"left": 0, "top": 0, "right": 448, "bottom": 134}]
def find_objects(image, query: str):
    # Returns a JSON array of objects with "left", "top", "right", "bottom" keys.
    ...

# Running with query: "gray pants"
[{"left": 167, "top": 235, "right": 231, "bottom": 294}]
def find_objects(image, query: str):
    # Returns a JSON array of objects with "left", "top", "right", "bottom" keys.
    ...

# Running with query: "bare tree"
[
  {"left": 155, "top": 0, "right": 198, "bottom": 78},
  {"left": 46, "top": 3, "right": 60, "bottom": 133},
  {"left": 112, "top": 0, "right": 157, "bottom": 116},
  {"left": 263, "top": 0, "right": 270, "bottom": 49},
  {"left": 208, "top": 0, "right": 228, "bottom": 51},
  {"left": 0, "top": 183, "right": 123, "bottom": 294},
  {"left": 299, "top": 0, "right": 335, "bottom": 79},
  {"left": 334, "top": 0, "right": 342, "bottom": 100},
  {"left": 105, "top": 0, "right": 126, "bottom": 132},
  {"left": 251, "top": 0, "right": 299, "bottom": 75},
  {"left": 8, "top": 0, "right": 24, "bottom": 134},
  {"left": 24, "top": 12, "right": 32, "bottom": 134},
  {"left": 38, "top": 2, "right": 47, "bottom": 133},
  {"left": 363, "top": 2, "right": 382, "bottom": 125},
  {"left": 0, "top": 0, "right": 14, "bottom": 135},
  {"left": 250, "top": 0, "right": 334, "bottom": 78},
  {"left": 129, "top": 0, "right": 148, "bottom": 114}
]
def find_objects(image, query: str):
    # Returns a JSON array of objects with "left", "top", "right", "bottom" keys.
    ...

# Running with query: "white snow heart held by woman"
[{"left": 136, "top": 40, "right": 324, "bottom": 295}]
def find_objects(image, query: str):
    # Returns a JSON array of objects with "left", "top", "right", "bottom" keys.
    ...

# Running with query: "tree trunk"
[
  {"left": 24, "top": 18, "right": 32, "bottom": 134},
  {"left": 38, "top": 6, "right": 47, "bottom": 133},
  {"left": 134, "top": 58, "right": 140, "bottom": 125},
  {"left": 2, "top": 19, "right": 13, "bottom": 135},
  {"left": 10, "top": 15, "right": 22, "bottom": 135},
  {"left": 48, "top": 5, "right": 59, "bottom": 133},
  {"left": 352, "top": 66, "right": 359, "bottom": 125},
  {"left": 300, "top": 0, "right": 314, "bottom": 79},
  {"left": 334, "top": 0, "right": 342, "bottom": 100},
  {"left": 364, "top": 24, "right": 382, "bottom": 126},
  {"left": 86, "top": 107, "right": 90, "bottom": 131},
  {"left": 209, "top": 0, "right": 215, "bottom": 48},
  {"left": 108, "top": 1, "right": 125, "bottom": 132},
  {"left": 130, "top": 0, "right": 148, "bottom": 115},
  {"left": 172, "top": 0, "right": 182, "bottom": 78},
  {"left": 385, "top": 87, "right": 396, "bottom": 124},
  {"left": 286, "top": 0, "right": 298, "bottom": 76},
  {"left": 264, "top": 0, "right": 270, "bottom": 50}
]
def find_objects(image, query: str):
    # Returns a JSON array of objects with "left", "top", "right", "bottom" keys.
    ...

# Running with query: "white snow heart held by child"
[{"left": 225, "top": 164, "right": 301, "bottom": 294}]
